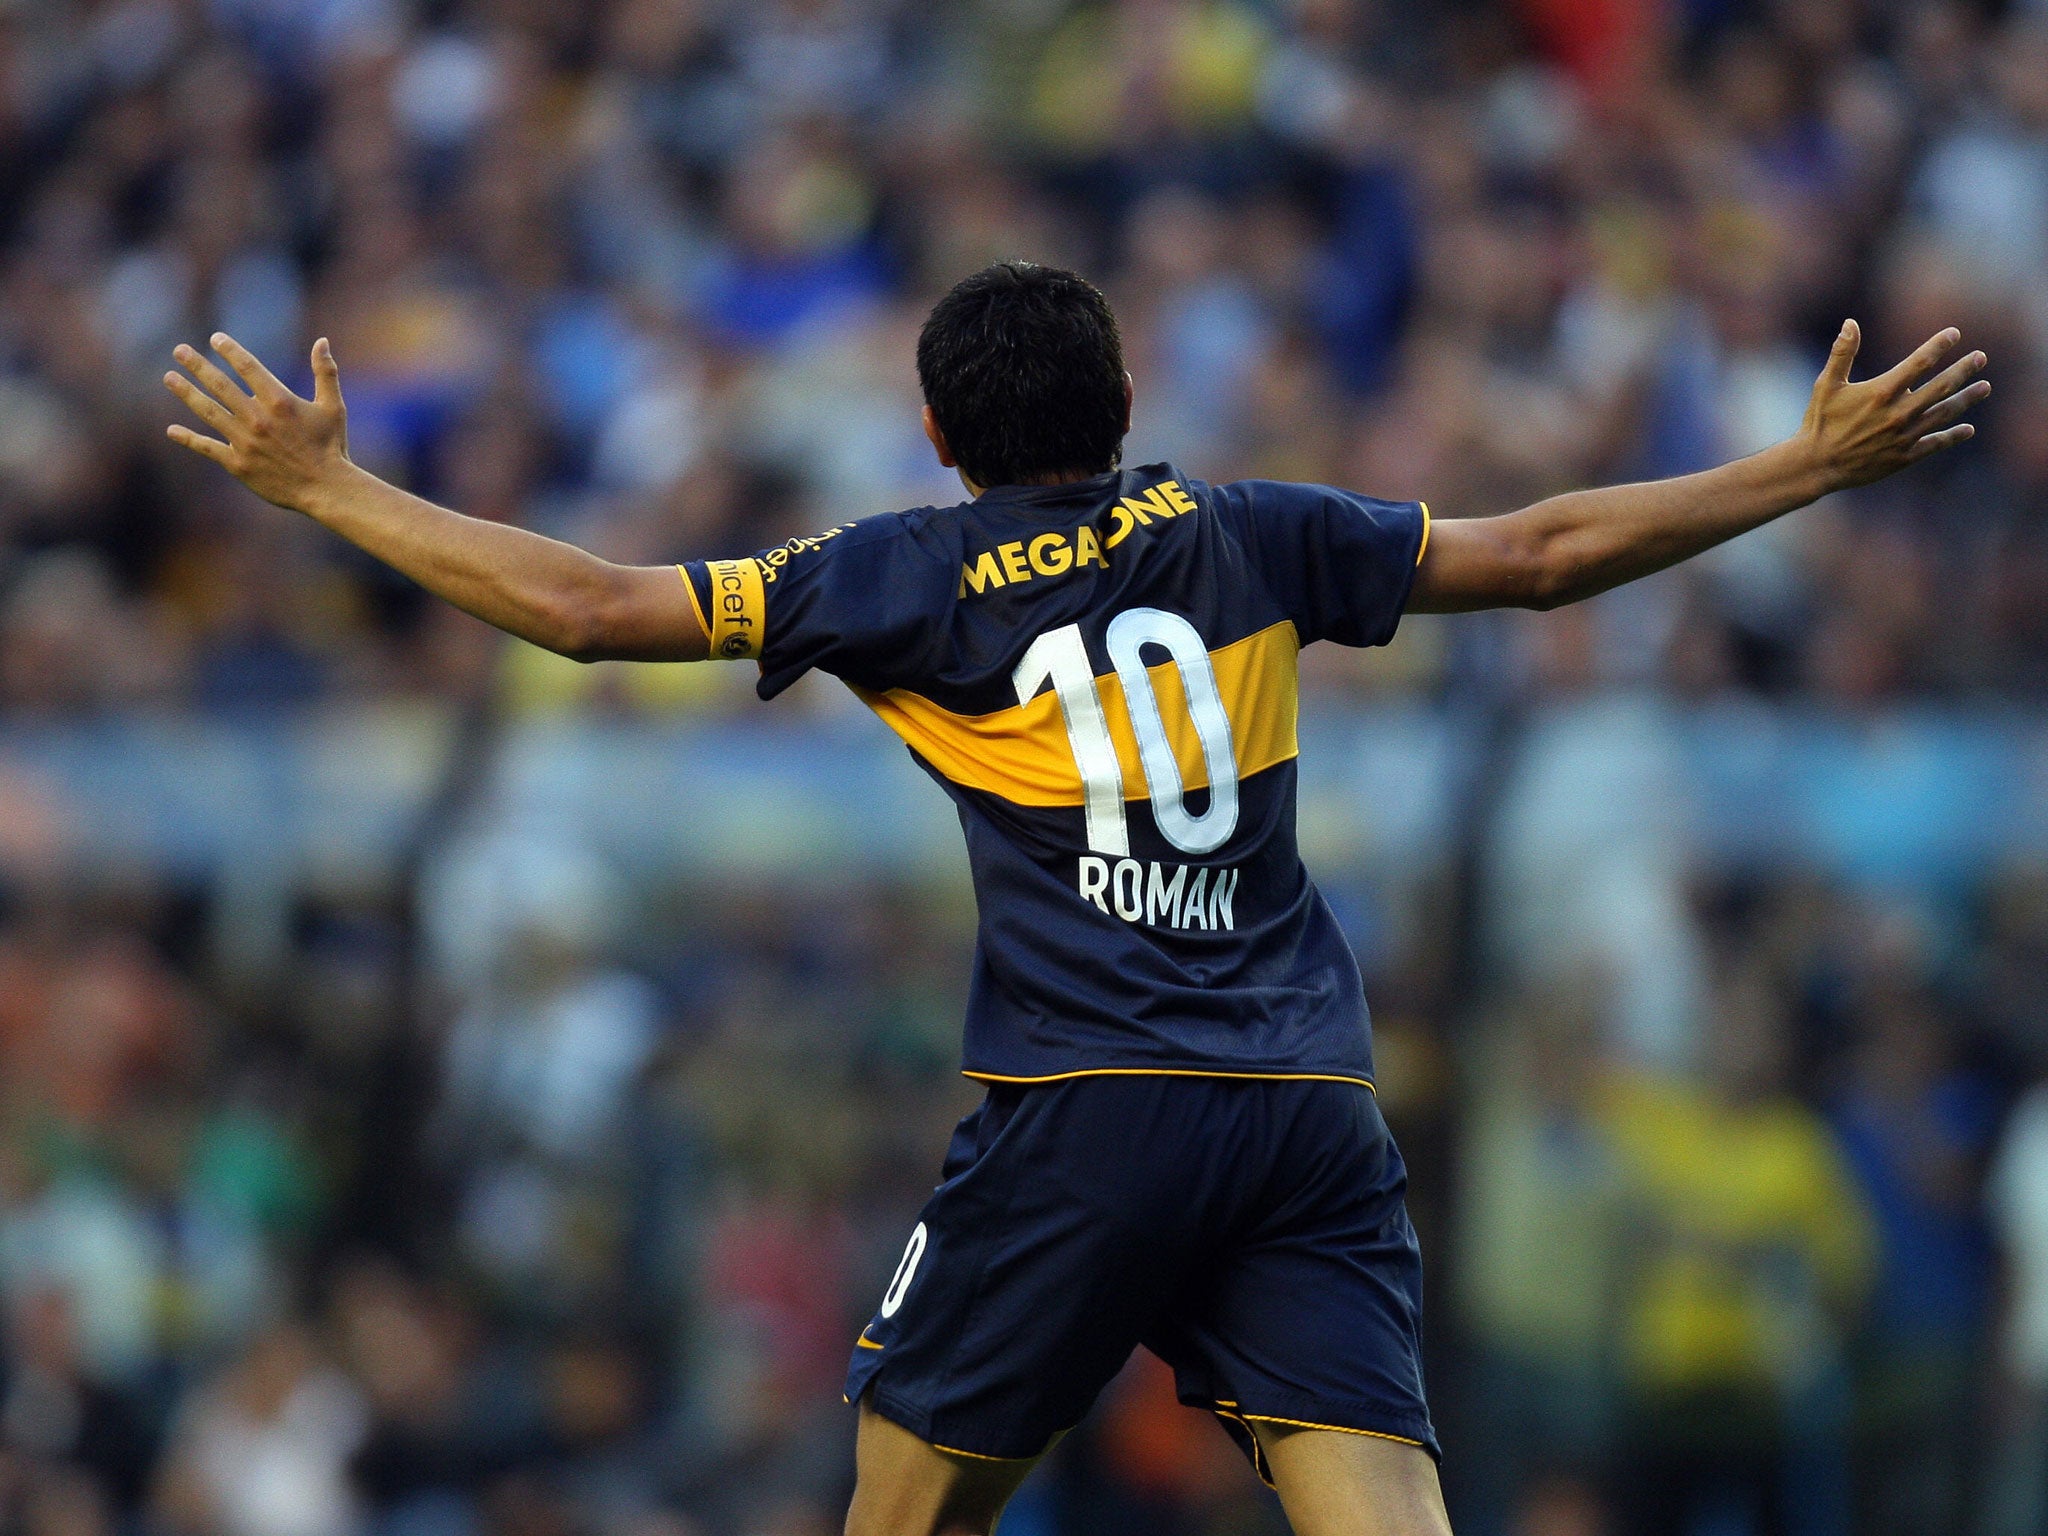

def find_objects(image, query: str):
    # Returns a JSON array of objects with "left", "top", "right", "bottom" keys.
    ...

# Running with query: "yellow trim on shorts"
[
  {"left": 1208, "top": 1404, "right": 1276, "bottom": 1486},
  {"left": 1205, "top": 1401, "right": 1425, "bottom": 1488},
  {"left": 1415, "top": 501, "right": 1430, "bottom": 565},
  {"left": 1238, "top": 1412, "right": 1426, "bottom": 1448},
  {"left": 929, "top": 1441, "right": 1038, "bottom": 1463},
  {"left": 962, "top": 1067, "right": 1374, "bottom": 1092}
]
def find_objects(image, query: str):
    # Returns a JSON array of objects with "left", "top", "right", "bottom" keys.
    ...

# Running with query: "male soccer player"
[{"left": 165, "top": 263, "right": 1985, "bottom": 1536}]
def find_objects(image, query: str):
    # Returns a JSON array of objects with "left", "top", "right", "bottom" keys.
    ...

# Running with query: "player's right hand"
[
  {"left": 163, "top": 334, "right": 351, "bottom": 513},
  {"left": 1796, "top": 320, "right": 1989, "bottom": 492}
]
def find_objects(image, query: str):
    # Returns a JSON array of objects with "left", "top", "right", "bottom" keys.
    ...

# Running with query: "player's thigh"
[
  {"left": 1251, "top": 1421, "right": 1453, "bottom": 1536},
  {"left": 845, "top": 1399, "right": 1044, "bottom": 1536}
]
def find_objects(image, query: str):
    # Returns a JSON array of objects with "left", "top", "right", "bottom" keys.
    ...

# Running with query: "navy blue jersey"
[{"left": 682, "top": 464, "right": 1427, "bottom": 1086}]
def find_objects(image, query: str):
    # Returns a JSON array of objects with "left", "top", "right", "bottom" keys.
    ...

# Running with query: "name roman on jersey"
[
  {"left": 1079, "top": 856, "right": 1240, "bottom": 931},
  {"left": 958, "top": 480, "right": 1199, "bottom": 599}
]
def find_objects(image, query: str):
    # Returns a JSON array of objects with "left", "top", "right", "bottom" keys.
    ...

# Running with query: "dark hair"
[{"left": 915, "top": 262, "right": 1128, "bottom": 490}]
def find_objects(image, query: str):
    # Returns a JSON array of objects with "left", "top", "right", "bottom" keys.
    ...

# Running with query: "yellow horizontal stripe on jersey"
[{"left": 853, "top": 620, "right": 1301, "bottom": 807}]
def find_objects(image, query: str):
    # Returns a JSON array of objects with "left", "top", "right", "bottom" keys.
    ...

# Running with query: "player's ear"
[
  {"left": 1121, "top": 372, "right": 1134, "bottom": 434},
  {"left": 921, "top": 404, "right": 957, "bottom": 469}
]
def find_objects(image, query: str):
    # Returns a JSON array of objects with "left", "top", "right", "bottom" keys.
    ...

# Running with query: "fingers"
[
  {"left": 1908, "top": 422, "right": 1975, "bottom": 461},
  {"left": 165, "top": 423, "right": 232, "bottom": 465},
  {"left": 1914, "top": 378, "right": 1992, "bottom": 433},
  {"left": 310, "top": 337, "right": 343, "bottom": 411},
  {"left": 172, "top": 343, "right": 252, "bottom": 415},
  {"left": 1820, "top": 318, "right": 1860, "bottom": 387},
  {"left": 1878, "top": 327, "right": 1961, "bottom": 395},
  {"left": 162, "top": 371, "right": 237, "bottom": 437},
  {"left": 210, "top": 332, "right": 288, "bottom": 399},
  {"left": 1912, "top": 348, "right": 1988, "bottom": 403}
]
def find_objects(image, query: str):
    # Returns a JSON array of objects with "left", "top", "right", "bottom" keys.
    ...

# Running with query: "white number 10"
[{"left": 1012, "top": 609, "right": 1239, "bottom": 858}]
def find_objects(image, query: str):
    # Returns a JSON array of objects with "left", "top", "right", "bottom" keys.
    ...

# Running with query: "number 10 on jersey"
[{"left": 1012, "top": 608, "right": 1240, "bottom": 857}]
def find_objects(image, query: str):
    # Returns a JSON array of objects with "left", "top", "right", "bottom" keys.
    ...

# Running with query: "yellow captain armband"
[{"left": 701, "top": 558, "right": 767, "bottom": 660}]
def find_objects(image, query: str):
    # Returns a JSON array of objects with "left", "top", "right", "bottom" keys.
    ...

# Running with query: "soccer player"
[{"left": 164, "top": 263, "right": 1985, "bottom": 1536}]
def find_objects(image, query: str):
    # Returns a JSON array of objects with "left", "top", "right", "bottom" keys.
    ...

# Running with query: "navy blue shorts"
[{"left": 844, "top": 1073, "right": 1437, "bottom": 1479}]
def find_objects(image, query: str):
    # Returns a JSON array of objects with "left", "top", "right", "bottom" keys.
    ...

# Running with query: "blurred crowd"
[{"left": 2, "top": 0, "right": 2048, "bottom": 1535}]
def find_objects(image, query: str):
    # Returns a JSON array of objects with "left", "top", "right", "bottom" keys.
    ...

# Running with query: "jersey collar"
[{"left": 974, "top": 467, "right": 1169, "bottom": 507}]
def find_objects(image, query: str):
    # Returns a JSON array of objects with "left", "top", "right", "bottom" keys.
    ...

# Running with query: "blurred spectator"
[
  {"left": 1603, "top": 969, "right": 1871, "bottom": 1536},
  {"left": 1829, "top": 975, "right": 1995, "bottom": 1536},
  {"left": 153, "top": 1322, "right": 369, "bottom": 1536},
  {"left": 1455, "top": 979, "right": 1628, "bottom": 1536},
  {"left": 332, "top": 1257, "right": 501, "bottom": 1536},
  {"left": 1989, "top": 1078, "right": 2048, "bottom": 1536},
  {"left": 0, "top": 1289, "right": 154, "bottom": 1513}
]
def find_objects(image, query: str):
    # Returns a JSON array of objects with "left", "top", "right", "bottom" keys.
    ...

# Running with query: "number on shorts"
[{"left": 881, "top": 1221, "right": 927, "bottom": 1318}]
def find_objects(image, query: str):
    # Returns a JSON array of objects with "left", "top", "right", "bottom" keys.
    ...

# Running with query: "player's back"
[{"left": 683, "top": 463, "right": 1426, "bottom": 1086}]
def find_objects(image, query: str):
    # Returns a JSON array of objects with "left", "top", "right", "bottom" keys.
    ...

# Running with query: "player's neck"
[{"left": 969, "top": 467, "right": 1115, "bottom": 496}]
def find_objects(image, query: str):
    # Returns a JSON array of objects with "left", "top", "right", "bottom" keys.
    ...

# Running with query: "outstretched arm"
[
  {"left": 1407, "top": 322, "right": 1989, "bottom": 614},
  {"left": 163, "top": 335, "right": 709, "bottom": 663}
]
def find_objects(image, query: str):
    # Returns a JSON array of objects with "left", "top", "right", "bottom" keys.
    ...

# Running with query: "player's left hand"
[
  {"left": 1797, "top": 320, "right": 1990, "bottom": 492},
  {"left": 163, "top": 334, "right": 350, "bottom": 513}
]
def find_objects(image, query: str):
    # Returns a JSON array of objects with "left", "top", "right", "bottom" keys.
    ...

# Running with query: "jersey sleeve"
[
  {"left": 681, "top": 514, "right": 949, "bottom": 698},
  {"left": 1214, "top": 480, "right": 1429, "bottom": 647}
]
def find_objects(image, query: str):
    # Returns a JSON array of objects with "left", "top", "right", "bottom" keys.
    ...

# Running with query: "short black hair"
[{"left": 916, "top": 262, "right": 1127, "bottom": 490}]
